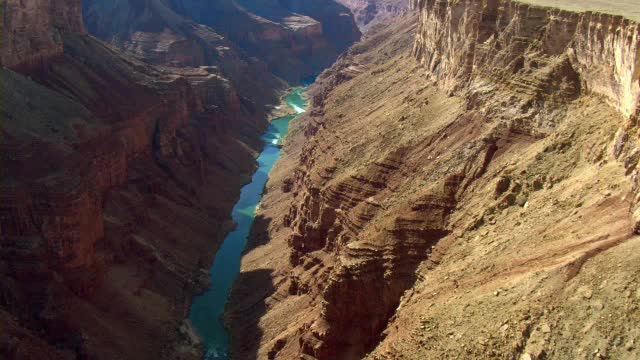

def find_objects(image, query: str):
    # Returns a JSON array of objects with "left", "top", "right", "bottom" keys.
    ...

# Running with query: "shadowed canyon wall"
[
  {"left": 83, "top": 0, "right": 361, "bottom": 84},
  {"left": 336, "top": 0, "right": 409, "bottom": 30},
  {"left": 1, "top": 18, "right": 254, "bottom": 360},
  {"left": 82, "top": 0, "right": 287, "bottom": 106},
  {"left": 227, "top": 1, "right": 640, "bottom": 359}
]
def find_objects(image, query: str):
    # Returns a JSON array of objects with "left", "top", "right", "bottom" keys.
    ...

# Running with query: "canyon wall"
[
  {"left": 336, "top": 0, "right": 409, "bottom": 30},
  {"left": 228, "top": 2, "right": 640, "bottom": 359},
  {"left": 82, "top": 0, "right": 287, "bottom": 107},
  {"left": 1, "top": 0, "right": 271, "bottom": 358},
  {"left": 90, "top": 0, "right": 362, "bottom": 84},
  {"left": 411, "top": 0, "right": 640, "bottom": 120},
  {"left": 1, "top": 0, "right": 85, "bottom": 68}
]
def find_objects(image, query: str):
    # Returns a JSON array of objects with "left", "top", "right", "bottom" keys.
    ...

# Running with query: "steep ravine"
[
  {"left": 0, "top": 0, "right": 357, "bottom": 359},
  {"left": 189, "top": 88, "right": 308, "bottom": 360},
  {"left": 228, "top": 1, "right": 640, "bottom": 359}
]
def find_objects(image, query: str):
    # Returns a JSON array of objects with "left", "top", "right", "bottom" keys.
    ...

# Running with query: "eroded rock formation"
[
  {"left": 1, "top": 0, "right": 85, "bottom": 68},
  {"left": 228, "top": 2, "right": 640, "bottom": 359},
  {"left": 411, "top": 0, "right": 639, "bottom": 120}
]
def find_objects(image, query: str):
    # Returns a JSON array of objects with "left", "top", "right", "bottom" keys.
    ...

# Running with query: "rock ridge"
[{"left": 411, "top": 0, "right": 640, "bottom": 120}]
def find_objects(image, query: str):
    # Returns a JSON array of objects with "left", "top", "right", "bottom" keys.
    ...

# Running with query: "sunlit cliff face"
[
  {"left": 411, "top": 0, "right": 639, "bottom": 119},
  {"left": 225, "top": 2, "right": 640, "bottom": 359}
]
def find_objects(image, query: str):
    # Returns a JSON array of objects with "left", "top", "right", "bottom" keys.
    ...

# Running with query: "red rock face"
[
  {"left": 0, "top": 1, "right": 271, "bottom": 358},
  {"left": 290, "top": 158, "right": 461, "bottom": 358},
  {"left": 1, "top": 0, "right": 85, "bottom": 68}
]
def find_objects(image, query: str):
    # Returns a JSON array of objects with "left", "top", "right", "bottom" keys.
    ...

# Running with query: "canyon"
[
  {"left": 2, "top": 0, "right": 640, "bottom": 359},
  {"left": 0, "top": 0, "right": 357, "bottom": 359}
]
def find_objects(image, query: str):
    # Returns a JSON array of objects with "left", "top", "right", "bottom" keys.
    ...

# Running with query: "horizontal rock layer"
[
  {"left": 227, "top": 3, "right": 640, "bottom": 359},
  {"left": 411, "top": 0, "right": 640, "bottom": 119},
  {"left": 1, "top": 0, "right": 86, "bottom": 68}
]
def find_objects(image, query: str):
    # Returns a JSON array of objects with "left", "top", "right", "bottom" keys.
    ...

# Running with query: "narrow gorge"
[
  {"left": 189, "top": 88, "right": 308, "bottom": 359},
  {"left": 2, "top": 0, "right": 640, "bottom": 360},
  {"left": 0, "top": 0, "right": 356, "bottom": 358}
]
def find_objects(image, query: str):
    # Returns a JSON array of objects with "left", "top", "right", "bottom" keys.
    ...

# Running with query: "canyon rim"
[{"left": 2, "top": 0, "right": 640, "bottom": 360}]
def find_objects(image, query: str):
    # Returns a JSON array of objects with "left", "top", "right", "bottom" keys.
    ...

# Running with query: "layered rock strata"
[
  {"left": 411, "top": 0, "right": 640, "bottom": 120},
  {"left": 85, "top": 0, "right": 361, "bottom": 84},
  {"left": 227, "top": 2, "right": 640, "bottom": 359},
  {"left": 82, "top": 0, "right": 286, "bottom": 107}
]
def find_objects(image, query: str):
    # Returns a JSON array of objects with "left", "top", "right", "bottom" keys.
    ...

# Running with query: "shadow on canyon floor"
[
  {"left": 227, "top": 269, "right": 276, "bottom": 359},
  {"left": 227, "top": 214, "right": 277, "bottom": 359}
]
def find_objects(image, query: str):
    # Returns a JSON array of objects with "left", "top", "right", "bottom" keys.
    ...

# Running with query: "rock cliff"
[
  {"left": 1, "top": 0, "right": 274, "bottom": 358},
  {"left": 228, "top": 2, "right": 640, "bottom": 359},
  {"left": 82, "top": 0, "right": 287, "bottom": 108},
  {"left": 411, "top": 0, "right": 639, "bottom": 120},
  {"left": 1, "top": 0, "right": 85, "bottom": 68}
]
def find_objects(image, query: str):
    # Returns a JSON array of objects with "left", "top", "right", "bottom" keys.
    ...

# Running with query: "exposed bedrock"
[
  {"left": 411, "top": 0, "right": 640, "bottom": 120},
  {"left": 411, "top": 0, "right": 640, "bottom": 230},
  {"left": 227, "top": 2, "right": 640, "bottom": 359},
  {"left": 82, "top": 0, "right": 287, "bottom": 108},
  {"left": 1, "top": 0, "right": 85, "bottom": 68}
]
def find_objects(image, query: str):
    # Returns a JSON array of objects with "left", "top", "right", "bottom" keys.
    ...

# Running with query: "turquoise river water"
[{"left": 188, "top": 87, "right": 307, "bottom": 360}]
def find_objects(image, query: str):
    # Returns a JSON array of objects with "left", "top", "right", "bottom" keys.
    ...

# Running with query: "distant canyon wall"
[
  {"left": 1, "top": 0, "right": 85, "bottom": 68},
  {"left": 0, "top": 0, "right": 273, "bottom": 358},
  {"left": 83, "top": 0, "right": 361, "bottom": 84}
]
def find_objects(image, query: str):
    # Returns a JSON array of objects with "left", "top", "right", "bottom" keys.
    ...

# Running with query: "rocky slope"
[
  {"left": 228, "top": 1, "right": 640, "bottom": 359},
  {"left": 336, "top": 0, "right": 409, "bottom": 30},
  {"left": 1, "top": 0, "right": 286, "bottom": 358}
]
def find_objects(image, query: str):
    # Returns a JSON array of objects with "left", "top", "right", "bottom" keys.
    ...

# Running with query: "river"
[{"left": 188, "top": 87, "right": 308, "bottom": 360}]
